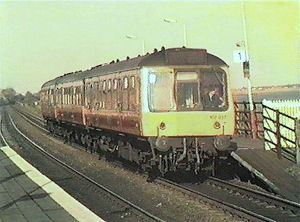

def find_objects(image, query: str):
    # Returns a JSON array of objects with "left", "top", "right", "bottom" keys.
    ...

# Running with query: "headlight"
[
  {"left": 213, "top": 136, "right": 231, "bottom": 151},
  {"left": 155, "top": 137, "right": 169, "bottom": 152},
  {"left": 148, "top": 137, "right": 170, "bottom": 152}
]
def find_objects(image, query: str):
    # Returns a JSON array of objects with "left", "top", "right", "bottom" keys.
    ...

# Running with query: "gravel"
[{"left": 5, "top": 105, "right": 242, "bottom": 222}]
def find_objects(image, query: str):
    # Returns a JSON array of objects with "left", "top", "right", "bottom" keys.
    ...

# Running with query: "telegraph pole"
[{"left": 241, "top": 0, "right": 257, "bottom": 139}]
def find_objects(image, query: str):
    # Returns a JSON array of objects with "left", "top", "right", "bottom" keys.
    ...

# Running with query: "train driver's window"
[{"left": 201, "top": 70, "right": 227, "bottom": 111}]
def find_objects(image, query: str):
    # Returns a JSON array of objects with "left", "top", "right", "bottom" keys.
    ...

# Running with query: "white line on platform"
[
  {"left": 0, "top": 145, "right": 105, "bottom": 222},
  {"left": 0, "top": 113, "right": 105, "bottom": 222}
]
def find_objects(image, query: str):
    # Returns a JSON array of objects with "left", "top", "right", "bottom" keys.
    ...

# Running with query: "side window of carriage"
[
  {"left": 124, "top": 77, "right": 128, "bottom": 89},
  {"left": 129, "top": 76, "right": 136, "bottom": 111},
  {"left": 67, "top": 87, "right": 70, "bottom": 105},
  {"left": 107, "top": 79, "right": 112, "bottom": 109},
  {"left": 102, "top": 80, "right": 106, "bottom": 109},
  {"left": 113, "top": 79, "right": 118, "bottom": 90},
  {"left": 123, "top": 77, "right": 129, "bottom": 111},
  {"left": 99, "top": 81, "right": 103, "bottom": 109},
  {"left": 131, "top": 76, "right": 135, "bottom": 88},
  {"left": 73, "top": 87, "right": 76, "bottom": 105},
  {"left": 107, "top": 79, "right": 111, "bottom": 91},
  {"left": 85, "top": 84, "right": 89, "bottom": 107}
]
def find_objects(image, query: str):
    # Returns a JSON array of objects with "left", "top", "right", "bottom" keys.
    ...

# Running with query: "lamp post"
[
  {"left": 240, "top": 0, "right": 257, "bottom": 139},
  {"left": 125, "top": 34, "right": 145, "bottom": 55},
  {"left": 163, "top": 18, "right": 187, "bottom": 47}
]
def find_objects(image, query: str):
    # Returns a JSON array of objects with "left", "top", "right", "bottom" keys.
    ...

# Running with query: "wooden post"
[
  {"left": 296, "top": 118, "right": 300, "bottom": 165},
  {"left": 276, "top": 110, "right": 282, "bottom": 159},
  {"left": 251, "top": 103, "right": 258, "bottom": 139}
]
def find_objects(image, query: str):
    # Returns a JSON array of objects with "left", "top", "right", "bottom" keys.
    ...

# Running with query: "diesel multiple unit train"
[{"left": 41, "top": 47, "right": 236, "bottom": 174}]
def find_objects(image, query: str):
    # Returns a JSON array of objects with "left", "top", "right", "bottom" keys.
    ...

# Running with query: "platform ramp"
[{"left": 231, "top": 137, "right": 300, "bottom": 202}]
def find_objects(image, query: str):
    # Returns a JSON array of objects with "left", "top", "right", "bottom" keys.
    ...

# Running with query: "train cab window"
[
  {"left": 176, "top": 72, "right": 203, "bottom": 111},
  {"left": 148, "top": 72, "right": 176, "bottom": 112},
  {"left": 201, "top": 70, "right": 227, "bottom": 111}
]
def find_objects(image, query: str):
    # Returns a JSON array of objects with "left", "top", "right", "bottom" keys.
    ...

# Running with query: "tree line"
[{"left": 0, "top": 88, "right": 40, "bottom": 105}]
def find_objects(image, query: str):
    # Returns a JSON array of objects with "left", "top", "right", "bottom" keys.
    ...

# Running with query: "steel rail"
[
  {"left": 208, "top": 176, "right": 300, "bottom": 208},
  {"left": 15, "top": 107, "right": 300, "bottom": 221},
  {"left": 0, "top": 115, "right": 9, "bottom": 147},
  {"left": 16, "top": 110, "right": 49, "bottom": 133},
  {"left": 3, "top": 111, "right": 166, "bottom": 222},
  {"left": 157, "top": 177, "right": 276, "bottom": 222}
]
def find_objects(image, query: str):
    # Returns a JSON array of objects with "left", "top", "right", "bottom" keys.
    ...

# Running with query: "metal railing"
[
  {"left": 234, "top": 102, "right": 264, "bottom": 139},
  {"left": 234, "top": 101, "right": 298, "bottom": 162}
]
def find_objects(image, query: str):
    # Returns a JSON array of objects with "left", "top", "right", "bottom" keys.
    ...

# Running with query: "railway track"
[
  {"left": 0, "top": 108, "right": 166, "bottom": 222},
  {"left": 157, "top": 176, "right": 300, "bottom": 222},
  {"left": 11, "top": 106, "right": 300, "bottom": 221}
]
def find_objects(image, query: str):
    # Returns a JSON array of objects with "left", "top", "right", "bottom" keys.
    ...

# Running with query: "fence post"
[
  {"left": 251, "top": 103, "right": 258, "bottom": 139},
  {"left": 296, "top": 118, "right": 300, "bottom": 165},
  {"left": 276, "top": 110, "right": 282, "bottom": 159}
]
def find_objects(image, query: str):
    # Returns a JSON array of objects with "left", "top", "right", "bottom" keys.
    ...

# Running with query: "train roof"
[{"left": 42, "top": 47, "right": 228, "bottom": 88}]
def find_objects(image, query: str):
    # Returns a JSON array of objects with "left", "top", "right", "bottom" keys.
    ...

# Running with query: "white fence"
[{"left": 262, "top": 99, "right": 300, "bottom": 150}]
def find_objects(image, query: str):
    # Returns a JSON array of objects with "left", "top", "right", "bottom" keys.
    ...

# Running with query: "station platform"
[
  {"left": 0, "top": 145, "right": 104, "bottom": 222},
  {"left": 231, "top": 137, "right": 300, "bottom": 202}
]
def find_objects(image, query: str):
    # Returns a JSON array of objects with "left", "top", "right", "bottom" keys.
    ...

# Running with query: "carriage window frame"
[
  {"left": 103, "top": 80, "right": 106, "bottom": 91},
  {"left": 113, "top": 79, "right": 118, "bottom": 90},
  {"left": 107, "top": 79, "right": 111, "bottom": 90},
  {"left": 124, "top": 77, "right": 128, "bottom": 89},
  {"left": 130, "top": 76, "right": 135, "bottom": 88}
]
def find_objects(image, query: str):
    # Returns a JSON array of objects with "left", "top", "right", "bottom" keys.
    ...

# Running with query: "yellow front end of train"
[{"left": 140, "top": 66, "right": 235, "bottom": 138}]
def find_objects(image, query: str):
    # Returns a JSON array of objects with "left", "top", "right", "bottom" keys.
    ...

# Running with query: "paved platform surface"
[
  {"left": 0, "top": 146, "right": 104, "bottom": 222},
  {"left": 231, "top": 137, "right": 300, "bottom": 202}
]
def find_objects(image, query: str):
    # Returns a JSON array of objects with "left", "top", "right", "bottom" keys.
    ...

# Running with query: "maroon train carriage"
[{"left": 41, "top": 47, "right": 236, "bottom": 175}]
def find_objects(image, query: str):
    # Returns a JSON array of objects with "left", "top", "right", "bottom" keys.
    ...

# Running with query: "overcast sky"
[{"left": 0, "top": 0, "right": 298, "bottom": 93}]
